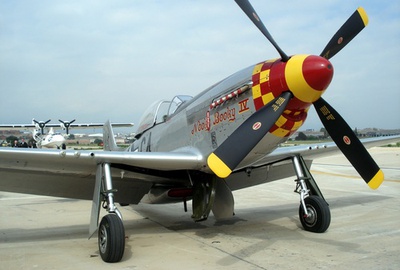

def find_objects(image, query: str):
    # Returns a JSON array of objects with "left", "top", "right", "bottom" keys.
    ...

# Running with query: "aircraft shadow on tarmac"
[
  {"left": 131, "top": 193, "right": 391, "bottom": 231},
  {"left": 130, "top": 193, "right": 393, "bottom": 266},
  {"left": 1, "top": 193, "right": 391, "bottom": 252}
]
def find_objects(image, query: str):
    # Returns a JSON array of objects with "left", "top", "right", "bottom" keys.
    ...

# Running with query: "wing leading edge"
[
  {"left": 0, "top": 147, "right": 205, "bottom": 202},
  {"left": 224, "top": 135, "right": 400, "bottom": 192},
  {"left": 0, "top": 147, "right": 204, "bottom": 172},
  {"left": 245, "top": 136, "right": 400, "bottom": 169}
]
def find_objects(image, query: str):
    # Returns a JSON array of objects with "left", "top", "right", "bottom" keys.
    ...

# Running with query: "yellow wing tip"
[
  {"left": 367, "top": 170, "right": 384, "bottom": 190},
  {"left": 207, "top": 153, "right": 232, "bottom": 178},
  {"left": 357, "top": 7, "right": 369, "bottom": 26}
]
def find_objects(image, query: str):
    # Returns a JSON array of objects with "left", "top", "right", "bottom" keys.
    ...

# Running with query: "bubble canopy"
[{"left": 136, "top": 95, "right": 192, "bottom": 135}]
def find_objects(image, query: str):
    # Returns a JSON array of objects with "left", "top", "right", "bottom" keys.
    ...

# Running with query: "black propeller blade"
[
  {"left": 320, "top": 7, "right": 368, "bottom": 59},
  {"left": 314, "top": 98, "right": 383, "bottom": 189},
  {"left": 33, "top": 119, "right": 51, "bottom": 135},
  {"left": 208, "top": 91, "right": 292, "bottom": 178},
  {"left": 59, "top": 119, "right": 76, "bottom": 135},
  {"left": 235, "top": 0, "right": 289, "bottom": 61},
  {"left": 314, "top": 8, "right": 383, "bottom": 189}
]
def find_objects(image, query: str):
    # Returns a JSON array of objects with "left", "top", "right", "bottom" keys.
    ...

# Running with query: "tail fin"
[{"left": 103, "top": 120, "right": 123, "bottom": 151}]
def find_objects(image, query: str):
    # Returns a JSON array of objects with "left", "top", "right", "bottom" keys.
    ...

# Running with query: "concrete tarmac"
[{"left": 1, "top": 147, "right": 399, "bottom": 269}]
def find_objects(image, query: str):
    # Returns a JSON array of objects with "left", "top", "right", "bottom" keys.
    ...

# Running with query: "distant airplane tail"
[{"left": 103, "top": 120, "right": 124, "bottom": 151}]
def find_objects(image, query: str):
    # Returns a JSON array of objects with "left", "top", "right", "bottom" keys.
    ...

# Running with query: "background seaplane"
[
  {"left": 0, "top": 119, "right": 134, "bottom": 149},
  {"left": 0, "top": 0, "right": 399, "bottom": 263}
]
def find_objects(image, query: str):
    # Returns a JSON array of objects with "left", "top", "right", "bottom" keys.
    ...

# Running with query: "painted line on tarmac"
[{"left": 311, "top": 170, "right": 400, "bottom": 183}]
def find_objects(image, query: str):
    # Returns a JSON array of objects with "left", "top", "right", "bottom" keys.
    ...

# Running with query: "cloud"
[{"left": 0, "top": 0, "right": 399, "bottom": 131}]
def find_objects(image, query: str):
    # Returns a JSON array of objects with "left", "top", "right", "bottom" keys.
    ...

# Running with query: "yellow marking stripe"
[
  {"left": 275, "top": 115, "right": 287, "bottom": 127},
  {"left": 271, "top": 127, "right": 289, "bottom": 138},
  {"left": 293, "top": 120, "right": 303, "bottom": 129},
  {"left": 284, "top": 109, "right": 292, "bottom": 114},
  {"left": 261, "top": 92, "right": 274, "bottom": 106},
  {"left": 252, "top": 61, "right": 273, "bottom": 109},
  {"left": 259, "top": 69, "right": 270, "bottom": 84},
  {"left": 253, "top": 84, "right": 262, "bottom": 99},
  {"left": 357, "top": 7, "right": 369, "bottom": 26},
  {"left": 253, "top": 63, "right": 264, "bottom": 74},
  {"left": 207, "top": 153, "right": 232, "bottom": 178},
  {"left": 367, "top": 169, "right": 384, "bottom": 190}
]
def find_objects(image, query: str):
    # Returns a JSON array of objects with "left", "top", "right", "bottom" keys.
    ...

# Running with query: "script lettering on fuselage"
[
  {"left": 191, "top": 106, "right": 237, "bottom": 135},
  {"left": 191, "top": 111, "right": 211, "bottom": 135},
  {"left": 212, "top": 106, "right": 236, "bottom": 125}
]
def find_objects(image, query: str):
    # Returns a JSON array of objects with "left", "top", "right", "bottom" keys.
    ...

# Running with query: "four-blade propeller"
[{"left": 208, "top": 0, "right": 383, "bottom": 189}]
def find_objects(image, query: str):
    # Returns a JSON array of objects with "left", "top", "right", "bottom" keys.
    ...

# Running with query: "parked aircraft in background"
[
  {"left": 0, "top": 0, "right": 399, "bottom": 263},
  {"left": 0, "top": 119, "right": 133, "bottom": 149}
]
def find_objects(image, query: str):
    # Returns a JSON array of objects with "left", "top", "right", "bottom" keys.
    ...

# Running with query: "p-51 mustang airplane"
[
  {"left": 0, "top": 119, "right": 133, "bottom": 149},
  {"left": 0, "top": 0, "right": 399, "bottom": 263}
]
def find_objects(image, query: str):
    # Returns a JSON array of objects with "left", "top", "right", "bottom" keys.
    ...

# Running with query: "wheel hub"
[
  {"left": 99, "top": 224, "right": 108, "bottom": 253},
  {"left": 304, "top": 205, "right": 317, "bottom": 226}
]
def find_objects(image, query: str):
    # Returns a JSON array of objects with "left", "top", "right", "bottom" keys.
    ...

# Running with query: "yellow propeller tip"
[
  {"left": 357, "top": 7, "right": 369, "bottom": 26},
  {"left": 367, "top": 170, "right": 384, "bottom": 190},
  {"left": 207, "top": 153, "right": 232, "bottom": 178}
]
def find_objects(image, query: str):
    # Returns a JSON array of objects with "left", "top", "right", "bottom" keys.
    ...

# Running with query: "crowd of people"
[{"left": 11, "top": 139, "right": 37, "bottom": 148}]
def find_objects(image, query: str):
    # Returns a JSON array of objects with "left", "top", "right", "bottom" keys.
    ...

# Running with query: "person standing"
[
  {"left": 12, "top": 140, "right": 19, "bottom": 147},
  {"left": 20, "top": 139, "right": 28, "bottom": 148}
]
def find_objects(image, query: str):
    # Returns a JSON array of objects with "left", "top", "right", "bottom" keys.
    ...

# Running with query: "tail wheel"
[
  {"left": 299, "top": 195, "right": 331, "bottom": 233},
  {"left": 98, "top": 214, "right": 125, "bottom": 262}
]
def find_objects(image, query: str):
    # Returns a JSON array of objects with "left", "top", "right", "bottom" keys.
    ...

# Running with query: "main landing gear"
[
  {"left": 90, "top": 163, "right": 125, "bottom": 263},
  {"left": 292, "top": 155, "right": 331, "bottom": 233},
  {"left": 98, "top": 214, "right": 125, "bottom": 262}
]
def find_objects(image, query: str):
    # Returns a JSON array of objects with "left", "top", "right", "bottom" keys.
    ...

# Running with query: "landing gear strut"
[
  {"left": 90, "top": 163, "right": 125, "bottom": 262},
  {"left": 292, "top": 155, "right": 331, "bottom": 233}
]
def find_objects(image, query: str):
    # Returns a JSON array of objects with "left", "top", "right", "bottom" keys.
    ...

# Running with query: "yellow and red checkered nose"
[{"left": 285, "top": 55, "right": 334, "bottom": 103}]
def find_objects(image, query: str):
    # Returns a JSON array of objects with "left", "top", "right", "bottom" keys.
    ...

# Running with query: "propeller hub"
[{"left": 285, "top": 55, "right": 333, "bottom": 103}]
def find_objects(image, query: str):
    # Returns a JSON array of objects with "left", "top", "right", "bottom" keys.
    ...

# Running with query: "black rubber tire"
[
  {"left": 98, "top": 214, "right": 125, "bottom": 262},
  {"left": 299, "top": 195, "right": 331, "bottom": 233}
]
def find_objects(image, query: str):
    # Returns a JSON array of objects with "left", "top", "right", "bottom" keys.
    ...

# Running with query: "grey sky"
[{"left": 1, "top": 0, "right": 399, "bottom": 133}]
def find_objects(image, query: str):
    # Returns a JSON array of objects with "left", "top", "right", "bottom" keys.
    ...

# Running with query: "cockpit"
[{"left": 136, "top": 95, "right": 193, "bottom": 135}]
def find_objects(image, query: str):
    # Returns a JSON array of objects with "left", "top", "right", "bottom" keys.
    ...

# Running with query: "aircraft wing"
[
  {"left": 66, "top": 123, "right": 134, "bottom": 129},
  {"left": 224, "top": 135, "right": 400, "bottom": 191},
  {"left": 0, "top": 147, "right": 204, "bottom": 204},
  {"left": 0, "top": 124, "right": 36, "bottom": 130},
  {"left": 0, "top": 122, "right": 133, "bottom": 130},
  {"left": 0, "top": 136, "right": 398, "bottom": 203},
  {"left": 247, "top": 136, "right": 400, "bottom": 169}
]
